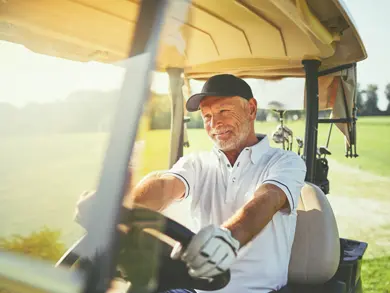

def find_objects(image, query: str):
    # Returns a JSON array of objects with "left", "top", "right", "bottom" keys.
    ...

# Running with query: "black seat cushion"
[{"left": 281, "top": 280, "right": 346, "bottom": 293}]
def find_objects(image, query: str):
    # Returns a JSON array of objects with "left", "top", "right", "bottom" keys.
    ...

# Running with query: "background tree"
[
  {"left": 385, "top": 83, "right": 390, "bottom": 114},
  {"left": 364, "top": 84, "right": 380, "bottom": 115},
  {"left": 356, "top": 83, "right": 365, "bottom": 115}
]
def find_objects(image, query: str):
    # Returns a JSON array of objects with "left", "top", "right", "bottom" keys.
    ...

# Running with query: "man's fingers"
[
  {"left": 208, "top": 247, "right": 226, "bottom": 267},
  {"left": 189, "top": 267, "right": 222, "bottom": 278},
  {"left": 181, "top": 225, "right": 215, "bottom": 260},
  {"left": 189, "top": 246, "right": 227, "bottom": 277},
  {"left": 188, "top": 263, "right": 223, "bottom": 278},
  {"left": 182, "top": 236, "right": 217, "bottom": 263},
  {"left": 189, "top": 253, "right": 232, "bottom": 278},
  {"left": 214, "top": 252, "right": 232, "bottom": 272},
  {"left": 188, "top": 243, "right": 237, "bottom": 278},
  {"left": 177, "top": 225, "right": 239, "bottom": 279},
  {"left": 185, "top": 243, "right": 220, "bottom": 269}
]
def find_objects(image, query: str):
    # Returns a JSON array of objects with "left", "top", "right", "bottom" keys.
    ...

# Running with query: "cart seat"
[{"left": 284, "top": 182, "right": 344, "bottom": 293}]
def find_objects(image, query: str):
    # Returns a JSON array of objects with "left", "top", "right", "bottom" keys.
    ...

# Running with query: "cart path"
[
  {"left": 328, "top": 195, "right": 390, "bottom": 258},
  {"left": 327, "top": 158, "right": 390, "bottom": 183},
  {"left": 326, "top": 158, "right": 390, "bottom": 258}
]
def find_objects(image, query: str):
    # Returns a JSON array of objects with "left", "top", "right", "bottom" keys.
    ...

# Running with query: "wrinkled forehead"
[{"left": 199, "top": 96, "right": 242, "bottom": 111}]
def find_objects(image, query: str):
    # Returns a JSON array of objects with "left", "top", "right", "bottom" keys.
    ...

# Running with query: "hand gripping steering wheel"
[{"left": 56, "top": 207, "right": 230, "bottom": 292}]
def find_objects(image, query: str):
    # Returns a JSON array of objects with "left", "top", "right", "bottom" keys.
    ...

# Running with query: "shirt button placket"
[{"left": 225, "top": 160, "right": 232, "bottom": 202}]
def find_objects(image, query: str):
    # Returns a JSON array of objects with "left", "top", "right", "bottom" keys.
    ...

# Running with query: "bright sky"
[
  {"left": 0, "top": 0, "right": 388, "bottom": 110},
  {"left": 342, "top": 0, "right": 390, "bottom": 110}
]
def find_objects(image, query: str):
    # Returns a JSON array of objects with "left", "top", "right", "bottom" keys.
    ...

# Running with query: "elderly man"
[{"left": 76, "top": 74, "right": 306, "bottom": 293}]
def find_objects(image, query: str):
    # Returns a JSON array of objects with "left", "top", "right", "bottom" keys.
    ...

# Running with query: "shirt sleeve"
[
  {"left": 162, "top": 153, "right": 197, "bottom": 200},
  {"left": 261, "top": 151, "right": 307, "bottom": 212}
]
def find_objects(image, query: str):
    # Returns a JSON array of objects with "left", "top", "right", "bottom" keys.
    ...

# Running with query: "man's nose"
[{"left": 210, "top": 114, "right": 222, "bottom": 128}]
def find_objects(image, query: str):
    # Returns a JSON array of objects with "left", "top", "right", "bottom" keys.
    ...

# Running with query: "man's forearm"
[
  {"left": 123, "top": 172, "right": 181, "bottom": 212},
  {"left": 222, "top": 184, "right": 288, "bottom": 248},
  {"left": 129, "top": 178, "right": 167, "bottom": 211}
]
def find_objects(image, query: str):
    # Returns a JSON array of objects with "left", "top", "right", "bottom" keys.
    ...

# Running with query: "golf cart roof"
[{"left": 0, "top": 0, "right": 367, "bottom": 80}]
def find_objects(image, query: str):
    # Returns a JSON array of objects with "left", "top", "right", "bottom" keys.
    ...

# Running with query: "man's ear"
[{"left": 248, "top": 98, "right": 257, "bottom": 119}]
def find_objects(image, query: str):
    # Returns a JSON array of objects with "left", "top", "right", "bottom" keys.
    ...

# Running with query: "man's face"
[{"left": 200, "top": 96, "right": 255, "bottom": 151}]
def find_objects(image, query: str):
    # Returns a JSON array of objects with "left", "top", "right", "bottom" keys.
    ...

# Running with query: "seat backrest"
[{"left": 288, "top": 182, "right": 340, "bottom": 284}]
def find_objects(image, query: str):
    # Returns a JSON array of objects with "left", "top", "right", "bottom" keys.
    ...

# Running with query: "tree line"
[
  {"left": 356, "top": 83, "right": 390, "bottom": 116},
  {"left": 0, "top": 83, "right": 388, "bottom": 136},
  {"left": 0, "top": 90, "right": 176, "bottom": 135}
]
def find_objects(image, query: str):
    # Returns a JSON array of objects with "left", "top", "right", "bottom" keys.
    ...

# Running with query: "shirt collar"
[
  {"left": 247, "top": 134, "right": 270, "bottom": 164},
  {"left": 212, "top": 134, "right": 270, "bottom": 164}
]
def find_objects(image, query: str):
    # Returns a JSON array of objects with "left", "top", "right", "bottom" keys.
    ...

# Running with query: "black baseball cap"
[{"left": 186, "top": 74, "right": 254, "bottom": 112}]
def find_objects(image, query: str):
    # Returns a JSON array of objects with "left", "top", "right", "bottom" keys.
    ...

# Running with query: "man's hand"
[
  {"left": 171, "top": 225, "right": 240, "bottom": 278},
  {"left": 74, "top": 190, "right": 97, "bottom": 230}
]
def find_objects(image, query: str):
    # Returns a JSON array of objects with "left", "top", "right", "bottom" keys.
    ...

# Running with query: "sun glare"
[
  {"left": 0, "top": 40, "right": 306, "bottom": 110},
  {"left": 0, "top": 41, "right": 171, "bottom": 107}
]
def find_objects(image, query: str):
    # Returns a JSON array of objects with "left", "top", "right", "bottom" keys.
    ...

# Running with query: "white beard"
[{"left": 211, "top": 121, "right": 251, "bottom": 151}]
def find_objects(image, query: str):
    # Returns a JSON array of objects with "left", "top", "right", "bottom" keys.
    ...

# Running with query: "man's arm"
[
  {"left": 125, "top": 154, "right": 196, "bottom": 211},
  {"left": 223, "top": 153, "right": 306, "bottom": 248},
  {"left": 176, "top": 153, "right": 306, "bottom": 278},
  {"left": 173, "top": 184, "right": 287, "bottom": 278},
  {"left": 75, "top": 152, "right": 196, "bottom": 231},
  {"left": 222, "top": 183, "right": 288, "bottom": 248},
  {"left": 74, "top": 172, "right": 185, "bottom": 231},
  {"left": 123, "top": 171, "right": 186, "bottom": 212},
  {"left": 173, "top": 184, "right": 289, "bottom": 278}
]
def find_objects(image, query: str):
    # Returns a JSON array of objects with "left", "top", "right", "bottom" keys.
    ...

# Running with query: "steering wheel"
[{"left": 56, "top": 207, "right": 230, "bottom": 292}]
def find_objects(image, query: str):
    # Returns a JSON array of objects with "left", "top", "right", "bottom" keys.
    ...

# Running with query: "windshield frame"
[{"left": 81, "top": 1, "right": 180, "bottom": 292}]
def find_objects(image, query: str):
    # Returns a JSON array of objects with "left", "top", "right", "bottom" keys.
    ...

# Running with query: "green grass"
[
  {"left": 0, "top": 133, "right": 109, "bottom": 246},
  {"left": 319, "top": 117, "right": 390, "bottom": 177},
  {"left": 362, "top": 256, "right": 390, "bottom": 293}
]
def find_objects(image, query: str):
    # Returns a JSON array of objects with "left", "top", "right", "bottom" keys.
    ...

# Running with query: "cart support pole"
[
  {"left": 302, "top": 59, "right": 321, "bottom": 183},
  {"left": 167, "top": 68, "right": 185, "bottom": 168}
]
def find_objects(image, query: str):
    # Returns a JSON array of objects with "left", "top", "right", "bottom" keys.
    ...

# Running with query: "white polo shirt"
[{"left": 165, "top": 135, "right": 306, "bottom": 293}]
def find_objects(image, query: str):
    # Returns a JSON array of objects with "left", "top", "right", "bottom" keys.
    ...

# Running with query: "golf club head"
[
  {"left": 272, "top": 131, "right": 289, "bottom": 145},
  {"left": 296, "top": 137, "right": 303, "bottom": 148},
  {"left": 318, "top": 146, "right": 332, "bottom": 156},
  {"left": 274, "top": 125, "right": 293, "bottom": 137},
  {"left": 272, "top": 132, "right": 285, "bottom": 144},
  {"left": 281, "top": 125, "right": 293, "bottom": 136}
]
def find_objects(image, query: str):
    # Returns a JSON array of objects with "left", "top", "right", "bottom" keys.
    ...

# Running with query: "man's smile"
[{"left": 214, "top": 130, "right": 232, "bottom": 139}]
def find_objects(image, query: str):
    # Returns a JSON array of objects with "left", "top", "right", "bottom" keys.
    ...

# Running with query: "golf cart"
[{"left": 0, "top": 0, "right": 368, "bottom": 292}]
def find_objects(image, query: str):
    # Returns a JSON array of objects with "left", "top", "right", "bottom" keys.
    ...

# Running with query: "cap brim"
[
  {"left": 185, "top": 92, "right": 231, "bottom": 112},
  {"left": 185, "top": 93, "right": 207, "bottom": 112}
]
